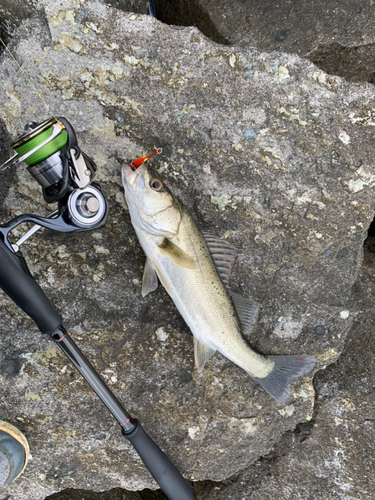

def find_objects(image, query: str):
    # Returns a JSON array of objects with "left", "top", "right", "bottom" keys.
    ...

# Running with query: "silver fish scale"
[{"left": 141, "top": 207, "right": 274, "bottom": 379}]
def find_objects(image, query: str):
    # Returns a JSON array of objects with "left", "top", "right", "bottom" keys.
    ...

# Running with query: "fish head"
[{"left": 121, "top": 162, "right": 181, "bottom": 237}]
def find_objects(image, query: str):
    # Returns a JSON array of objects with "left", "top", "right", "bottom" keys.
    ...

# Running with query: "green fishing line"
[{"left": 14, "top": 127, "right": 68, "bottom": 166}]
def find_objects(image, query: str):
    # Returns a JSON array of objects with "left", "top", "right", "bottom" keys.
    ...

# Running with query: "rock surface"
[
  {"left": 0, "top": 0, "right": 150, "bottom": 46},
  {"left": 192, "top": 250, "right": 375, "bottom": 500},
  {"left": 188, "top": 0, "right": 375, "bottom": 50},
  {"left": 47, "top": 487, "right": 167, "bottom": 499},
  {"left": 168, "top": 0, "right": 375, "bottom": 83},
  {"left": 0, "top": 0, "right": 374, "bottom": 498},
  {"left": 42, "top": 252, "right": 375, "bottom": 500},
  {"left": 0, "top": 0, "right": 39, "bottom": 46}
]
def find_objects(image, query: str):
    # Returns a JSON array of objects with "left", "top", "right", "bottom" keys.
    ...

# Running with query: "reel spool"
[
  {"left": 12, "top": 118, "right": 68, "bottom": 189},
  {"left": 1, "top": 117, "right": 97, "bottom": 203},
  {"left": 0, "top": 117, "right": 108, "bottom": 235}
]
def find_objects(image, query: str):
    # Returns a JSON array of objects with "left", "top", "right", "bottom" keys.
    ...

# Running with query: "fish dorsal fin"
[
  {"left": 229, "top": 290, "right": 260, "bottom": 335},
  {"left": 202, "top": 233, "right": 240, "bottom": 286},
  {"left": 194, "top": 337, "right": 216, "bottom": 372},
  {"left": 202, "top": 233, "right": 260, "bottom": 333},
  {"left": 142, "top": 258, "right": 159, "bottom": 297},
  {"left": 158, "top": 238, "right": 196, "bottom": 269}
]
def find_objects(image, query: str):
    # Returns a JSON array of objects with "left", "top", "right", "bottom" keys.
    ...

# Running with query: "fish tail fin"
[{"left": 250, "top": 355, "right": 316, "bottom": 404}]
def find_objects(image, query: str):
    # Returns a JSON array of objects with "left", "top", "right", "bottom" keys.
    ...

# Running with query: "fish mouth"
[
  {"left": 122, "top": 149, "right": 162, "bottom": 188},
  {"left": 121, "top": 162, "right": 146, "bottom": 189},
  {"left": 121, "top": 163, "right": 133, "bottom": 184}
]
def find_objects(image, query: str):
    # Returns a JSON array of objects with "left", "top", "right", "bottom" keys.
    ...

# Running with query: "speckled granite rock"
[
  {"left": 0, "top": 0, "right": 149, "bottom": 47},
  {"left": 0, "top": 1, "right": 375, "bottom": 498},
  {"left": 36, "top": 253, "right": 375, "bottom": 500}
]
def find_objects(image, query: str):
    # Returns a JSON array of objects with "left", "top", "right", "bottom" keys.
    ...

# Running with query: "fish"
[{"left": 121, "top": 155, "right": 316, "bottom": 404}]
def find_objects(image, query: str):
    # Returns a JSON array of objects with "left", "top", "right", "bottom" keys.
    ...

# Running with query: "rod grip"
[
  {"left": 0, "top": 235, "right": 62, "bottom": 334},
  {"left": 122, "top": 420, "right": 197, "bottom": 500}
]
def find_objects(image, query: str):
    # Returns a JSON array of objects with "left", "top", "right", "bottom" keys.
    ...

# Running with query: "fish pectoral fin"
[
  {"left": 194, "top": 338, "right": 216, "bottom": 372},
  {"left": 142, "top": 258, "right": 159, "bottom": 297},
  {"left": 229, "top": 290, "right": 260, "bottom": 335},
  {"left": 202, "top": 233, "right": 240, "bottom": 286},
  {"left": 158, "top": 238, "right": 196, "bottom": 269}
]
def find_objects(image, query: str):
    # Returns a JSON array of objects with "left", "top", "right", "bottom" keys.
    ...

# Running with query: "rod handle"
[
  {"left": 122, "top": 420, "right": 197, "bottom": 500},
  {"left": 0, "top": 235, "right": 62, "bottom": 334}
]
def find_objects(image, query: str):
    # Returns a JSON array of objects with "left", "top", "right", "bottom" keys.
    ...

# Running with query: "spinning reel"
[
  {"left": 0, "top": 117, "right": 108, "bottom": 251},
  {"left": 0, "top": 117, "right": 196, "bottom": 500}
]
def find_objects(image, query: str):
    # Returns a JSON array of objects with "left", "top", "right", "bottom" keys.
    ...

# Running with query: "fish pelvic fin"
[
  {"left": 158, "top": 238, "right": 196, "bottom": 269},
  {"left": 142, "top": 258, "right": 159, "bottom": 297},
  {"left": 250, "top": 354, "right": 316, "bottom": 404},
  {"left": 194, "top": 338, "right": 216, "bottom": 372}
]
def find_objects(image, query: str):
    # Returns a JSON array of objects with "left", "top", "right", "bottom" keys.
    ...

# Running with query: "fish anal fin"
[
  {"left": 229, "top": 290, "right": 260, "bottom": 335},
  {"left": 158, "top": 238, "right": 196, "bottom": 269},
  {"left": 194, "top": 338, "right": 216, "bottom": 372},
  {"left": 142, "top": 258, "right": 159, "bottom": 297}
]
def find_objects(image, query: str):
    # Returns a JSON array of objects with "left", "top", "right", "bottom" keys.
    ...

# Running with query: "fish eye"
[{"left": 150, "top": 179, "right": 163, "bottom": 191}]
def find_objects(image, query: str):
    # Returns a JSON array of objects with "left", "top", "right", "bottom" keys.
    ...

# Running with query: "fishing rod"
[{"left": 0, "top": 117, "right": 196, "bottom": 500}]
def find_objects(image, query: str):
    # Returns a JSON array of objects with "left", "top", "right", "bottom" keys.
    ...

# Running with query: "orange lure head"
[{"left": 129, "top": 148, "right": 162, "bottom": 171}]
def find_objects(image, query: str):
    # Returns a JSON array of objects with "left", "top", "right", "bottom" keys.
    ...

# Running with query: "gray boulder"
[
  {"left": 0, "top": 1, "right": 374, "bottom": 498},
  {"left": 169, "top": 0, "right": 375, "bottom": 82}
]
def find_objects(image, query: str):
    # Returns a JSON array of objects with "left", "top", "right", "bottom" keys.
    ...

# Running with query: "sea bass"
[{"left": 121, "top": 157, "right": 316, "bottom": 404}]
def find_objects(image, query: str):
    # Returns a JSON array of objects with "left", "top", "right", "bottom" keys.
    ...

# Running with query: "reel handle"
[
  {"left": 122, "top": 420, "right": 197, "bottom": 500},
  {"left": 0, "top": 235, "right": 62, "bottom": 334}
]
